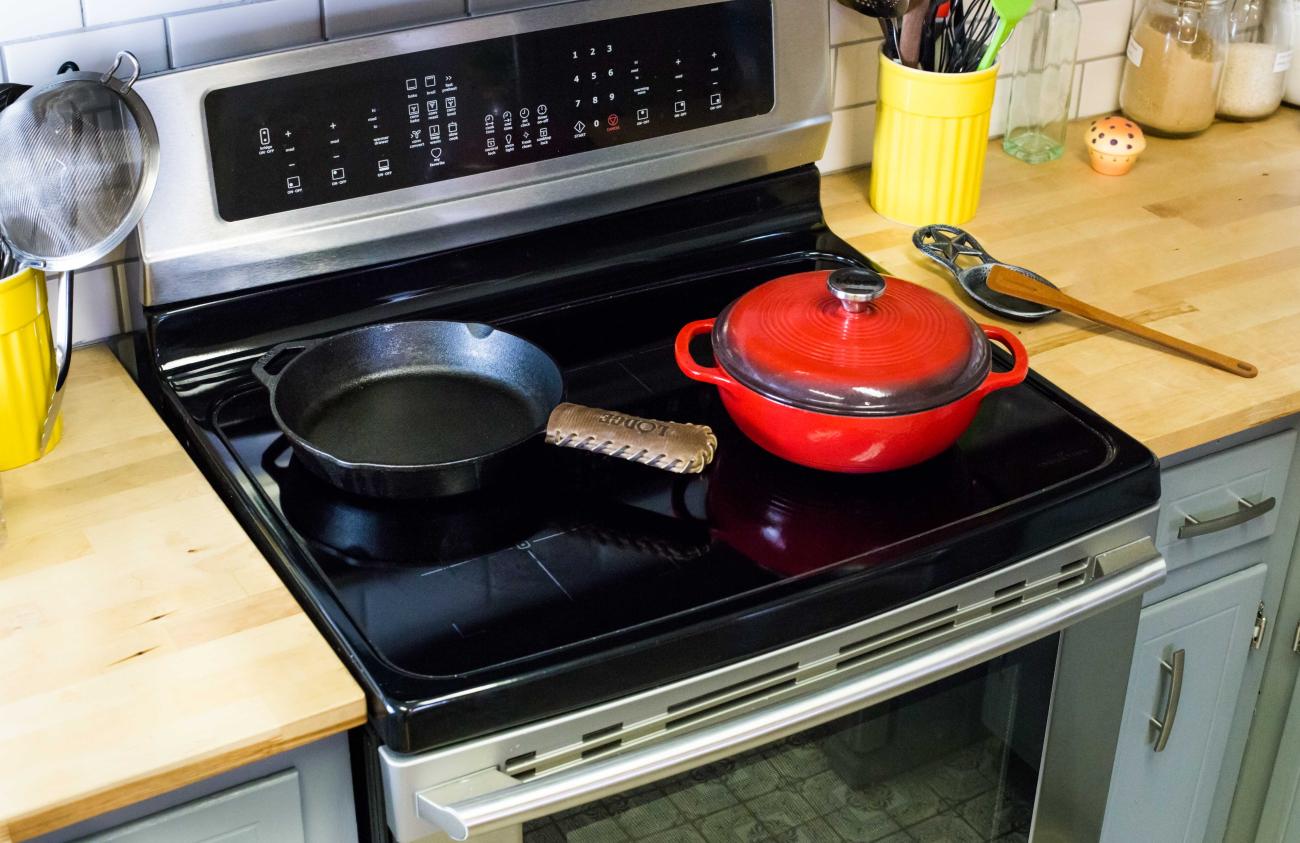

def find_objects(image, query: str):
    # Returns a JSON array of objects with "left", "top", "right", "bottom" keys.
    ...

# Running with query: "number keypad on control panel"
[{"left": 205, "top": 0, "right": 774, "bottom": 222}]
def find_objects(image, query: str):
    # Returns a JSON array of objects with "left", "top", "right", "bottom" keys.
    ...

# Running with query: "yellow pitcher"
[{"left": 0, "top": 267, "right": 62, "bottom": 470}]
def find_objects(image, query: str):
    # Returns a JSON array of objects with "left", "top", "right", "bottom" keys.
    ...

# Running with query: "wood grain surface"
[
  {"left": 0, "top": 347, "right": 365, "bottom": 841},
  {"left": 821, "top": 109, "right": 1300, "bottom": 457}
]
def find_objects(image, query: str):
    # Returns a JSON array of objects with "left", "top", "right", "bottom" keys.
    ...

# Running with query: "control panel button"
[
  {"left": 408, "top": 103, "right": 420, "bottom": 119},
  {"left": 378, "top": 159, "right": 391, "bottom": 172},
  {"left": 445, "top": 96, "right": 457, "bottom": 115},
  {"left": 636, "top": 107, "right": 650, "bottom": 123},
  {"left": 259, "top": 127, "right": 271, "bottom": 146},
  {"left": 424, "top": 74, "right": 437, "bottom": 88},
  {"left": 286, "top": 175, "right": 301, "bottom": 189},
  {"left": 710, "top": 92, "right": 722, "bottom": 107},
  {"left": 405, "top": 78, "right": 418, "bottom": 91},
  {"left": 674, "top": 100, "right": 687, "bottom": 115}
]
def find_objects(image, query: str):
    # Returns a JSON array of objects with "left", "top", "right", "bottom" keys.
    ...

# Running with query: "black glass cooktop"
[{"left": 142, "top": 166, "right": 1159, "bottom": 753}]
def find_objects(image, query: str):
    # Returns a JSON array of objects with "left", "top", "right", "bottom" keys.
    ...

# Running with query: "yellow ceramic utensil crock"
[
  {"left": 869, "top": 55, "right": 999, "bottom": 226},
  {"left": 0, "top": 267, "right": 62, "bottom": 469}
]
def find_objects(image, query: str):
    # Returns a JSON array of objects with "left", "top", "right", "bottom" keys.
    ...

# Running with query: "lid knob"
[{"left": 827, "top": 268, "right": 886, "bottom": 313}]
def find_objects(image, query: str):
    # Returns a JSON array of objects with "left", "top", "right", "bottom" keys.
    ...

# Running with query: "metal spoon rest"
[{"left": 913, "top": 225, "right": 1059, "bottom": 322}]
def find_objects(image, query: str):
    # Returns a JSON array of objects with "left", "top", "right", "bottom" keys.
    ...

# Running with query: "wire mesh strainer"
[{"left": 0, "top": 51, "right": 159, "bottom": 451}]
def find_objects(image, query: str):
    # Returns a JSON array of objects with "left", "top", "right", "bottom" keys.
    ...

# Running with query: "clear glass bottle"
[
  {"left": 1120, "top": 0, "right": 1231, "bottom": 136},
  {"left": 1003, "top": 0, "right": 1082, "bottom": 163},
  {"left": 1218, "top": 0, "right": 1293, "bottom": 118}
]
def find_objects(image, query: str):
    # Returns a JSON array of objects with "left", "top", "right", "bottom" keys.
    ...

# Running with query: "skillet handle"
[
  {"left": 976, "top": 325, "right": 1030, "bottom": 397},
  {"left": 252, "top": 340, "right": 319, "bottom": 389},
  {"left": 545, "top": 403, "right": 717, "bottom": 475}
]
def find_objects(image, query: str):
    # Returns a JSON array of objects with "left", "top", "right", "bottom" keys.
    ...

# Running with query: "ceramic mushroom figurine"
[{"left": 1086, "top": 116, "right": 1146, "bottom": 175}]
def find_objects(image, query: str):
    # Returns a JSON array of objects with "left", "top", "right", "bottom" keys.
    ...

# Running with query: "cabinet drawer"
[
  {"left": 80, "top": 770, "right": 304, "bottom": 843},
  {"left": 1157, "top": 430, "right": 1296, "bottom": 572}
]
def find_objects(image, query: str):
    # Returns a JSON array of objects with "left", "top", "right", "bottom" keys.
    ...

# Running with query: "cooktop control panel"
[{"left": 205, "top": 0, "right": 775, "bottom": 222}]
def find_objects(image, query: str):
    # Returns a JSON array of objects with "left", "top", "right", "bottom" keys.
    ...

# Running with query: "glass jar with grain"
[
  {"left": 1120, "top": 0, "right": 1230, "bottom": 135},
  {"left": 1218, "top": 0, "right": 1293, "bottom": 119}
]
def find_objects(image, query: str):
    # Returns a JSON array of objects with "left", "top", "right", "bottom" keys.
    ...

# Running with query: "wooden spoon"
[{"left": 985, "top": 265, "right": 1258, "bottom": 378}]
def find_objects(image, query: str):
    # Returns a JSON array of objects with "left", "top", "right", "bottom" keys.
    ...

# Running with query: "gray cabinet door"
[
  {"left": 1101, "top": 564, "right": 1267, "bottom": 843},
  {"left": 1256, "top": 668, "right": 1300, "bottom": 842}
]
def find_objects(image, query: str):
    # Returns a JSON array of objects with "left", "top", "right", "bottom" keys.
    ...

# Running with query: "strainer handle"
[
  {"left": 101, "top": 51, "right": 141, "bottom": 92},
  {"left": 39, "top": 270, "right": 74, "bottom": 453}
]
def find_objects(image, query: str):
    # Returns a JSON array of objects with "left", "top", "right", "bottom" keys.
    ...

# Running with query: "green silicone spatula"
[{"left": 976, "top": 0, "right": 1032, "bottom": 70}]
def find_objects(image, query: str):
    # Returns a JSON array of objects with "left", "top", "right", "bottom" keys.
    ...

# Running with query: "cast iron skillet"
[{"left": 253, "top": 321, "right": 712, "bottom": 499}]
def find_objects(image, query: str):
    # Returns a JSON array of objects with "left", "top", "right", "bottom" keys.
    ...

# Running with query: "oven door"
[{"left": 382, "top": 520, "right": 1165, "bottom": 843}]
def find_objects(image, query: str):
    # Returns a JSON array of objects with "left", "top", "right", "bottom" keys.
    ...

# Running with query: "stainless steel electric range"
[{"left": 130, "top": 2, "right": 1165, "bottom": 841}]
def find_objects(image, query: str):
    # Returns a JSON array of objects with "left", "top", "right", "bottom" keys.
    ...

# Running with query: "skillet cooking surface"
[{"left": 301, "top": 371, "right": 540, "bottom": 465}]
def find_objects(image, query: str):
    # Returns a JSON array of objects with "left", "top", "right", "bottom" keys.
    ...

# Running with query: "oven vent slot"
[
  {"left": 582, "top": 723, "right": 623, "bottom": 743},
  {"left": 665, "top": 677, "right": 798, "bottom": 732},
  {"left": 995, "top": 580, "right": 1027, "bottom": 597},
  {"left": 581, "top": 740, "right": 622, "bottom": 760},
  {"left": 836, "top": 618, "right": 958, "bottom": 671},
  {"left": 991, "top": 595, "right": 1024, "bottom": 613},
  {"left": 503, "top": 751, "right": 536, "bottom": 776},
  {"left": 1057, "top": 558, "right": 1090, "bottom": 590},
  {"left": 837, "top": 606, "right": 960, "bottom": 658}
]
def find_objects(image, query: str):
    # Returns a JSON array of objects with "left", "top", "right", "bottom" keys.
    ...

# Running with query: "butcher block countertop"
[
  {"left": 0, "top": 347, "right": 365, "bottom": 842},
  {"left": 0, "top": 111, "right": 1297, "bottom": 842},
  {"left": 822, "top": 109, "right": 1300, "bottom": 458}
]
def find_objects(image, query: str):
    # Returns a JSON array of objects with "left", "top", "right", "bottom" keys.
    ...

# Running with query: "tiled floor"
[{"left": 522, "top": 725, "right": 1034, "bottom": 843}]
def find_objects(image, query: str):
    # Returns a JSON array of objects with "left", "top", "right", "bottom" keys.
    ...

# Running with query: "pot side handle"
[
  {"left": 674, "top": 319, "right": 736, "bottom": 389},
  {"left": 977, "top": 325, "right": 1030, "bottom": 396}
]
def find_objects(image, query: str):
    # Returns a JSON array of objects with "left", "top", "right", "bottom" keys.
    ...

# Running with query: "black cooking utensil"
[
  {"left": 835, "top": 0, "right": 908, "bottom": 60},
  {"left": 253, "top": 321, "right": 716, "bottom": 499}
]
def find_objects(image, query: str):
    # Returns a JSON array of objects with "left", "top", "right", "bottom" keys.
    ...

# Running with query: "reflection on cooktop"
[{"left": 213, "top": 337, "right": 1114, "bottom": 679}]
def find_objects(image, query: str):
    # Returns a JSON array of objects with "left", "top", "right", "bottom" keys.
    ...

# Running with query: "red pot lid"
[{"left": 713, "top": 268, "right": 991, "bottom": 416}]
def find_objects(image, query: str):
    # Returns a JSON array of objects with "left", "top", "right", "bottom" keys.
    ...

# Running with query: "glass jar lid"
[{"left": 712, "top": 268, "right": 992, "bottom": 416}]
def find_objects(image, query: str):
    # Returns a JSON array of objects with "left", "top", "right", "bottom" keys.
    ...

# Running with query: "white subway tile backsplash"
[
  {"left": 1078, "top": 0, "right": 1134, "bottom": 60},
  {"left": 829, "top": 0, "right": 883, "bottom": 45},
  {"left": 2, "top": 20, "right": 168, "bottom": 85},
  {"left": 44, "top": 266, "right": 124, "bottom": 347},
  {"left": 833, "top": 39, "right": 882, "bottom": 107},
  {"left": 2, "top": 0, "right": 83, "bottom": 44},
  {"left": 989, "top": 76, "right": 1012, "bottom": 137},
  {"left": 322, "top": 0, "right": 465, "bottom": 39},
  {"left": 1071, "top": 61, "right": 1085, "bottom": 117},
  {"left": 167, "top": 0, "right": 321, "bottom": 66},
  {"left": 83, "top": 0, "right": 244, "bottom": 27},
  {"left": 1076, "top": 55, "right": 1124, "bottom": 116},
  {"left": 817, "top": 103, "right": 876, "bottom": 172}
]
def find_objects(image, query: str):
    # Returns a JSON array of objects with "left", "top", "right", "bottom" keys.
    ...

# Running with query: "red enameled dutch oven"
[{"left": 674, "top": 267, "right": 1029, "bottom": 473}]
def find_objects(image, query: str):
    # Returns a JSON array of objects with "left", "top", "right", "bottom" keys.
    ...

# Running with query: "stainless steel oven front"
[{"left": 381, "top": 507, "right": 1165, "bottom": 843}]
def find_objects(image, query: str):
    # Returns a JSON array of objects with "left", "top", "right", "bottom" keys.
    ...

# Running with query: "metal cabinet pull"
[
  {"left": 1178, "top": 495, "right": 1275, "bottom": 539},
  {"left": 1149, "top": 648, "right": 1185, "bottom": 752}
]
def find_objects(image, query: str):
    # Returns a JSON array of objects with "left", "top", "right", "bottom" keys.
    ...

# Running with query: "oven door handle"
[{"left": 415, "top": 548, "right": 1165, "bottom": 841}]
